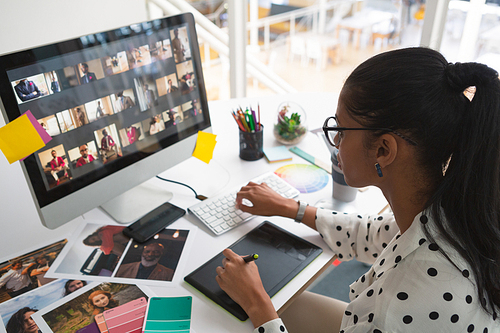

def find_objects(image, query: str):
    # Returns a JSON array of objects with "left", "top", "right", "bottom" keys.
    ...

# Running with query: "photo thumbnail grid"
[{"left": 8, "top": 24, "right": 201, "bottom": 192}]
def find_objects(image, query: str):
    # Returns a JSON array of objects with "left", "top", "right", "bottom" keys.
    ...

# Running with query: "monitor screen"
[{"left": 0, "top": 13, "right": 211, "bottom": 228}]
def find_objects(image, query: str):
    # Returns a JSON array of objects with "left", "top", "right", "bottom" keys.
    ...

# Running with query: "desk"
[{"left": 0, "top": 92, "right": 387, "bottom": 332}]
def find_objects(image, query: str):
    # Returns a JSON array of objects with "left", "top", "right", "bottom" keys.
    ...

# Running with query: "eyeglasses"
[{"left": 322, "top": 116, "right": 418, "bottom": 147}]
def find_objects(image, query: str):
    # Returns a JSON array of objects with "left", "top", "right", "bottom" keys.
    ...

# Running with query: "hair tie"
[{"left": 463, "top": 86, "right": 476, "bottom": 102}]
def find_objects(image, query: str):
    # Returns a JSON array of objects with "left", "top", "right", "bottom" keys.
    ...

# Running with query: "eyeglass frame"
[{"left": 322, "top": 116, "right": 418, "bottom": 147}]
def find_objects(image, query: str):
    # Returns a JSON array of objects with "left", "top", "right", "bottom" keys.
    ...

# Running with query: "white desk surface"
[{"left": 0, "top": 92, "right": 387, "bottom": 332}]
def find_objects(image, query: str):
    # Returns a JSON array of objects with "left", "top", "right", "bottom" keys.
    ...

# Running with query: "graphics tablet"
[{"left": 184, "top": 221, "right": 323, "bottom": 320}]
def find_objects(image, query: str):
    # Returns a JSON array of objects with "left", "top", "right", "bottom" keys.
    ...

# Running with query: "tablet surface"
[{"left": 184, "top": 221, "right": 323, "bottom": 320}]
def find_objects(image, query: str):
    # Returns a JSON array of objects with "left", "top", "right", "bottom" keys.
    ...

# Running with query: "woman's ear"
[{"left": 375, "top": 133, "right": 398, "bottom": 168}]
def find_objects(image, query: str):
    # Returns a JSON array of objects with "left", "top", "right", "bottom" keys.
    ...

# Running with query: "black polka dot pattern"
[
  {"left": 397, "top": 292, "right": 409, "bottom": 300},
  {"left": 427, "top": 267, "right": 438, "bottom": 277},
  {"left": 300, "top": 210, "right": 498, "bottom": 333},
  {"left": 443, "top": 292, "right": 453, "bottom": 301},
  {"left": 258, "top": 327, "right": 265, "bottom": 333}
]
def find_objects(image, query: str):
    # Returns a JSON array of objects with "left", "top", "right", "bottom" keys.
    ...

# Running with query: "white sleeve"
[
  {"left": 315, "top": 208, "right": 398, "bottom": 265},
  {"left": 0, "top": 271, "right": 12, "bottom": 288},
  {"left": 252, "top": 318, "right": 288, "bottom": 333}
]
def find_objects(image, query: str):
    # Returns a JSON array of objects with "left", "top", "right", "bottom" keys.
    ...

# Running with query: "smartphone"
[
  {"left": 122, "top": 202, "right": 186, "bottom": 243},
  {"left": 143, "top": 296, "right": 192, "bottom": 332}
]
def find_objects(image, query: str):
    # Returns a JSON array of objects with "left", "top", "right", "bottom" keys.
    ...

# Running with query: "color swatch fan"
[{"left": 274, "top": 164, "right": 329, "bottom": 193}]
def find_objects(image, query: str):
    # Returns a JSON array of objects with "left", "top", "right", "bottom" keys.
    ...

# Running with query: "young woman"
[
  {"left": 83, "top": 225, "right": 128, "bottom": 256},
  {"left": 215, "top": 47, "right": 500, "bottom": 332},
  {"left": 88, "top": 290, "right": 119, "bottom": 322},
  {"left": 63, "top": 279, "right": 87, "bottom": 296},
  {"left": 6, "top": 307, "right": 41, "bottom": 333}
]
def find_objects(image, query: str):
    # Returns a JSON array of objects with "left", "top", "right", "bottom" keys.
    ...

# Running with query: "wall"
[{"left": 0, "top": 0, "right": 148, "bottom": 256}]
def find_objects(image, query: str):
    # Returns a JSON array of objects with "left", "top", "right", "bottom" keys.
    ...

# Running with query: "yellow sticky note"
[
  {"left": 192, "top": 131, "right": 217, "bottom": 164},
  {"left": 0, "top": 114, "right": 45, "bottom": 164}
]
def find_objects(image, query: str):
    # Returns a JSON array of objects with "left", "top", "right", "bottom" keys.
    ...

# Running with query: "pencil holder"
[{"left": 239, "top": 125, "right": 264, "bottom": 161}]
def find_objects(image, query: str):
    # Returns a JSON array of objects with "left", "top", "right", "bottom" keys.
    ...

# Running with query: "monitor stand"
[{"left": 100, "top": 182, "right": 172, "bottom": 224}]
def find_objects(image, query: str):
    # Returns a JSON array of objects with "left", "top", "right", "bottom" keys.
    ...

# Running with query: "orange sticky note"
[
  {"left": 0, "top": 113, "right": 45, "bottom": 164},
  {"left": 192, "top": 131, "right": 217, "bottom": 164}
]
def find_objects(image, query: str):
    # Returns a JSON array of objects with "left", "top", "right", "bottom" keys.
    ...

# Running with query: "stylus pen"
[{"left": 242, "top": 253, "right": 259, "bottom": 263}]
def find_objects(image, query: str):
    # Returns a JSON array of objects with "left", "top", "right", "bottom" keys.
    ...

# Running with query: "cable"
[{"left": 155, "top": 175, "right": 207, "bottom": 201}]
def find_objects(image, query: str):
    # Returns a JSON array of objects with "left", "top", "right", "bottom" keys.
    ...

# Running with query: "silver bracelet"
[{"left": 294, "top": 200, "right": 308, "bottom": 223}]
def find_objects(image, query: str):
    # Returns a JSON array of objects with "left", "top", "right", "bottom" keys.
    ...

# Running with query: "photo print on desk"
[
  {"left": 0, "top": 238, "right": 68, "bottom": 305},
  {"left": 31, "top": 282, "right": 154, "bottom": 333},
  {"left": 0, "top": 278, "right": 87, "bottom": 333},
  {"left": 46, "top": 223, "right": 197, "bottom": 287}
]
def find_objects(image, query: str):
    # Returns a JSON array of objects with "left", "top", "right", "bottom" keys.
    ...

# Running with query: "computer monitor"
[{"left": 0, "top": 13, "right": 211, "bottom": 229}]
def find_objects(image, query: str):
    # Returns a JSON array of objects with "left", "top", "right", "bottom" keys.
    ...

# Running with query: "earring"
[{"left": 375, "top": 162, "right": 383, "bottom": 177}]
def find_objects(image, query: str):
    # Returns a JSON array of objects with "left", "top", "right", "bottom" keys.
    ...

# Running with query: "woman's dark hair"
[
  {"left": 82, "top": 230, "right": 102, "bottom": 246},
  {"left": 341, "top": 47, "right": 500, "bottom": 316},
  {"left": 6, "top": 307, "right": 37, "bottom": 333},
  {"left": 63, "top": 279, "right": 87, "bottom": 296}
]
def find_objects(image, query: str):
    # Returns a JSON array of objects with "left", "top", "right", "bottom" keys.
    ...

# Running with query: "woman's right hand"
[
  {"left": 216, "top": 249, "right": 279, "bottom": 328},
  {"left": 235, "top": 182, "right": 298, "bottom": 219}
]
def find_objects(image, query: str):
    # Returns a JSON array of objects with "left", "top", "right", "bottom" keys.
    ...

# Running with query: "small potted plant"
[{"left": 273, "top": 102, "right": 307, "bottom": 145}]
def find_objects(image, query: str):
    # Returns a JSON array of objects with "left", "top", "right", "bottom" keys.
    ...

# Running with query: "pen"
[{"left": 242, "top": 253, "right": 259, "bottom": 263}]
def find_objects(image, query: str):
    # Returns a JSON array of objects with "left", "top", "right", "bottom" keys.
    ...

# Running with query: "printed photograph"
[
  {"left": 114, "top": 229, "right": 189, "bottom": 282},
  {"left": 0, "top": 239, "right": 67, "bottom": 305},
  {"left": 0, "top": 279, "right": 87, "bottom": 333},
  {"left": 34, "top": 282, "right": 150, "bottom": 333},
  {"left": 53, "top": 224, "right": 129, "bottom": 277}
]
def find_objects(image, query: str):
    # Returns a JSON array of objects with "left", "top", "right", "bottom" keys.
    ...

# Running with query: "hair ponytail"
[{"left": 430, "top": 62, "right": 500, "bottom": 316}]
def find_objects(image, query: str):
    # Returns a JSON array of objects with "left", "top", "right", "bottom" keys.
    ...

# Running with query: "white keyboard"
[{"left": 188, "top": 172, "right": 300, "bottom": 235}]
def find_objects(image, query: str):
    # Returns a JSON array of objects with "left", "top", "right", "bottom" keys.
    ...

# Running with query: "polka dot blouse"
[{"left": 253, "top": 210, "right": 499, "bottom": 333}]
